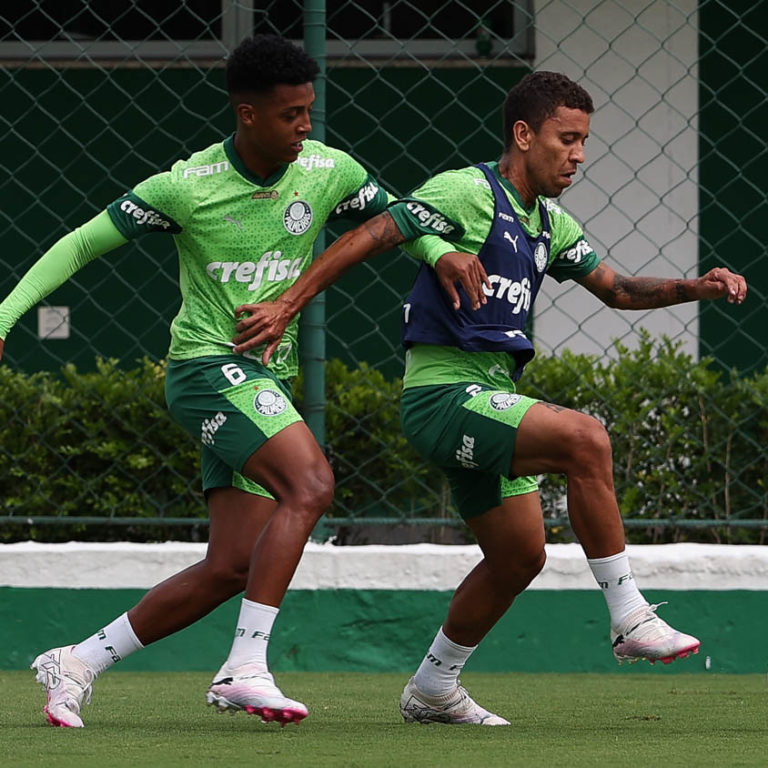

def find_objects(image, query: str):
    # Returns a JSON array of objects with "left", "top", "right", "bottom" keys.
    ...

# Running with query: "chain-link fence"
[{"left": 0, "top": 1, "right": 766, "bottom": 543}]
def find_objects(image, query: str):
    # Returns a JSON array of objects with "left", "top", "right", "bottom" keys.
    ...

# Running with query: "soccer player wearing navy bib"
[
  {"left": 240, "top": 71, "right": 747, "bottom": 725},
  {"left": 0, "top": 36, "right": 463, "bottom": 728}
]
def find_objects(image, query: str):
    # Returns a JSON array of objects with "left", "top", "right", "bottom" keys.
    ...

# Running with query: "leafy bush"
[
  {"left": 523, "top": 332, "right": 768, "bottom": 544},
  {"left": 0, "top": 358, "right": 203, "bottom": 542},
  {"left": 1, "top": 337, "right": 766, "bottom": 543},
  {"left": 294, "top": 360, "right": 450, "bottom": 520}
]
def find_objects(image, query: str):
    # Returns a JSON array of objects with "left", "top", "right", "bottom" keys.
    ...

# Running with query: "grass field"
[{"left": 1, "top": 671, "right": 764, "bottom": 768}]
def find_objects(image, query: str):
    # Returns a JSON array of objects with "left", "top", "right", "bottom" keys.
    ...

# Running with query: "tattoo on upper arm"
[
  {"left": 363, "top": 212, "right": 405, "bottom": 250},
  {"left": 541, "top": 402, "right": 567, "bottom": 414}
]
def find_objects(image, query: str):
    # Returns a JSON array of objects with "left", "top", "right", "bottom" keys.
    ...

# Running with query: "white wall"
[
  {"left": 532, "top": 0, "right": 699, "bottom": 359},
  {"left": 3, "top": 541, "right": 766, "bottom": 591}
]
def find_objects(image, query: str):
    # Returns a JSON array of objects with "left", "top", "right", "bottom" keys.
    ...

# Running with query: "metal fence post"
[{"left": 301, "top": 0, "right": 327, "bottom": 449}]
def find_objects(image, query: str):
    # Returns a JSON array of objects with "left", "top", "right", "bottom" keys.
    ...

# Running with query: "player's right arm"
[
  {"left": 0, "top": 211, "right": 128, "bottom": 360},
  {"left": 323, "top": 159, "right": 490, "bottom": 306},
  {"left": 0, "top": 163, "right": 186, "bottom": 362},
  {"left": 233, "top": 211, "right": 404, "bottom": 362},
  {"left": 232, "top": 209, "right": 489, "bottom": 363}
]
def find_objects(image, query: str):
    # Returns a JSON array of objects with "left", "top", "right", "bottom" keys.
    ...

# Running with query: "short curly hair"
[
  {"left": 502, "top": 71, "right": 594, "bottom": 148},
  {"left": 225, "top": 35, "right": 320, "bottom": 96}
]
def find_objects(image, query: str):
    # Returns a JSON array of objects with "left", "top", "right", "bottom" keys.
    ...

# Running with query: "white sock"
[
  {"left": 412, "top": 627, "right": 476, "bottom": 696},
  {"left": 72, "top": 612, "right": 144, "bottom": 676},
  {"left": 587, "top": 550, "right": 648, "bottom": 628},
  {"left": 225, "top": 599, "right": 278, "bottom": 671}
]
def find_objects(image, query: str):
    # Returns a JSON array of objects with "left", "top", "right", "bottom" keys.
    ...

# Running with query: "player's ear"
[
  {"left": 235, "top": 101, "right": 257, "bottom": 125},
  {"left": 513, "top": 120, "right": 534, "bottom": 152}
]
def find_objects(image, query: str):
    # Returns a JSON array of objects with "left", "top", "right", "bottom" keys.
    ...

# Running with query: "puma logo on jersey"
[
  {"left": 488, "top": 364, "right": 508, "bottom": 379},
  {"left": 223, "top": 215, "right": 243, "bottom": 230},
  {"left": 206, "top": 251, "right": 302, "bottom": 291},
  {"left": 503, "top": 231, "right": 520, "bottom": 251}
]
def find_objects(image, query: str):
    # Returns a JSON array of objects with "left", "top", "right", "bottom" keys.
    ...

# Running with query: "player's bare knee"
[
  {"left": 517, "top": 546, "right": 546, "bottom": 587},
  {"left": 308, "top": 459, "right": 335, "bottom": 513},
  {"left": 563, "top": 413, "right": 612, "bottom": 470},
  {"left": 202, "top": 557, "right": 249, "bottom": 595},
  {"left": 489, "top": 546, "right": 545, "bottom": 593},
  {"left": 286, "top": 459, "right": 335, "bottom": 519}
]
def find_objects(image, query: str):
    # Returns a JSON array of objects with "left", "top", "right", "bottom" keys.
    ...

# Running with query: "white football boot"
[
  {"left": 206, "top": 663, "right": 308, "bottom": 726},
  {"left": 31, "top": 645, "right": 95, "bottom": 728},
  {"left": 400, "top": 677, "right": 510, "bottom": 725},
  {"left": 611, "top": 603, "right": 701, "bottom": 664}
]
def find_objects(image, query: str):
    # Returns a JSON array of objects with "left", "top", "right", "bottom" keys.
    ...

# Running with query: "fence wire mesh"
[{"left": 0, "top": 1, "right": 766, "bottom": 543}]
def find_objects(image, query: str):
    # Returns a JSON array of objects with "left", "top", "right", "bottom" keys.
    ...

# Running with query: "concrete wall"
[{"left": 2, "top": 542, "right": 765, "bottom": 674}]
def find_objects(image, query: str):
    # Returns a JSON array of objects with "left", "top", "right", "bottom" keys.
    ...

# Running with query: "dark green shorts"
[
  {"left": 165, "top": 355, "right": 302, "bottom": 498},
  {"left": 401, "top": 383, "right": 539, "bottom": 519}
]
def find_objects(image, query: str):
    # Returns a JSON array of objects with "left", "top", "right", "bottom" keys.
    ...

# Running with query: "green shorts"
[
  {"left": 401, "top": 383, "right": 539, "bottom": 519},
  {"left": 165, "top": 355, "right": 303, "bottom": 498}
]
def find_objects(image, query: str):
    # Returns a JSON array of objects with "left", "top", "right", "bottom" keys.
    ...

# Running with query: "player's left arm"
[{"left": 577, "top": 261, "right": 747, "bottom": 308}]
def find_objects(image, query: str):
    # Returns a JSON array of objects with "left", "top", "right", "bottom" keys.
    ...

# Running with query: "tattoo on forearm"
[
  {"left": 612, "top": 273, "right": 691, "bottom": 308},
  {"left": 674, "top": 281, "right": 690, "bottom": 303}
]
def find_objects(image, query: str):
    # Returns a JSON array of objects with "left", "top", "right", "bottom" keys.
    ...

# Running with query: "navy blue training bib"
[{"left": 401, "top": 163, "right": 551, "bottom": 380}]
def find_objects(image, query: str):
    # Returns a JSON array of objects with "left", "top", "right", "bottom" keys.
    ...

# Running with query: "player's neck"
[
  {"left": 233, "top": 133, "right": 284, "bottom": 181},
  {"left": 498, "top": 153, "right": 536, "bottom": 210}
]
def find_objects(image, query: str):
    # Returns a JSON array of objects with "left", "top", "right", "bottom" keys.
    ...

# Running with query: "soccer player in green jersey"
[
  {"left": 0, "top": 35, "right": 472, "bottom": 728},
  {"left": 235, "top": 71, "right": 748, "bottom": 725}
]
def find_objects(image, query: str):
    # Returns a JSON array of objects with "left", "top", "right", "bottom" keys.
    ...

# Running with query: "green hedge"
[
  {"left": 522, "top": 332, "right": 768, "bottom": 544},
  {"left": 1, "top": 335, "right": 766, "bottom": 543},
  {"left": 0, "top": 358, "right": 202, "bottom": 542}
]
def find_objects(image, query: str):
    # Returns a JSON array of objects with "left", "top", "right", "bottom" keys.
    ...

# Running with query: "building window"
[{"left": 0, "top": 1, "right": 533, "bottom": 62}]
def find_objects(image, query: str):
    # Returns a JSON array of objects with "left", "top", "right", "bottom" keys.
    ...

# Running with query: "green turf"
[{"left": 1, "top": 671, "right": 765, "bottom": 767}]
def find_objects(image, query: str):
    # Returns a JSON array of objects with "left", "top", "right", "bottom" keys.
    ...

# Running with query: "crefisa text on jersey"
[
  {"left": 295, "top": 154, "right": 335, "bottom": 170},
  {"left": 206, "top": 251, "right": 302, "bottom": 292},
  {"left": 334, "top": 181, "right": 380, "bottom": 215}
]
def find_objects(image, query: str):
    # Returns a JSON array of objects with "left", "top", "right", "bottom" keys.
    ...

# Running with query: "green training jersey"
[
  {"left": 386, "top": 161, "right": 601, "bottom": 389},
  {"left": 107, "top": 136, "right": 393, "bottom": 379}
]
